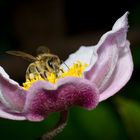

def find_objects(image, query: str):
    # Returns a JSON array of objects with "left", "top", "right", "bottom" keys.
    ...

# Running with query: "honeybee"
[{"left": 6, "top": 47, "right": 62, "bottom": 80}]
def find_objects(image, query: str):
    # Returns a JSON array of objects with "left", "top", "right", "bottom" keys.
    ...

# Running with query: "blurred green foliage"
[
  {"left": 0, "top": 113, "right": 59, "bottom": 140},
  {"left": 132, "top": 44, "right": 140, "bottom": 68},
  {"left": 116, "top": 97, "right": 140, "bottom": 140}
]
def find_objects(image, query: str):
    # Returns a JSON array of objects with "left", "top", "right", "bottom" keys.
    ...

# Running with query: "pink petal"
[
  {"left": 99, "top": 41, "right": 133, "bottom": 101},
  {"left": 85, "top": 12, "right": 133, "bottom": 100},
  {"left": 85, "top": 38, "right": 119, "bottom": 90},
  {"left": 0, "top": 66, "right": 26, "bottom": 113},
  {"left": 0, "top": 107, "right": 26, "bottom": 120},
  {"left": 23, "top": 77, "right": 99, "bottom": 121}
]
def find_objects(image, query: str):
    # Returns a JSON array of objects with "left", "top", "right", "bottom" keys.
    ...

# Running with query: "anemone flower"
[{"left": 0, "top": 12, "right": 133, "bottom": 140}]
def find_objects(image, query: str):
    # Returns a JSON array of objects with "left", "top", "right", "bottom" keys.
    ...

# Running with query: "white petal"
[
  {"left": 0, "top": 66, "right": 20, "bottom": 86},
  {"left": 61, "top": 46, "right": 98, "bottom": 71}
]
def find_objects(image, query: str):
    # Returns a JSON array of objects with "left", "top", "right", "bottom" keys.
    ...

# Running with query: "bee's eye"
[
  {"left": 48, "top": 60, "right": 53, "bottom": 68},
  {"left": 48, "top": 59, "right": 53, "bottom": 68}
]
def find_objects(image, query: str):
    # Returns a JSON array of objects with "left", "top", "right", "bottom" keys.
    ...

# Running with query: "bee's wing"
[
  {"left": 6, "top": 51, "right": 36, "bottom": 62},
  {"left": 36, "top": 46, "right": 50, "bottom": 54}
]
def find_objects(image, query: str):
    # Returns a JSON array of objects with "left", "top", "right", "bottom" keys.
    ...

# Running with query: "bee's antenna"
[{"left": 61, "top": 60, "right": 69, "bottom": 70}]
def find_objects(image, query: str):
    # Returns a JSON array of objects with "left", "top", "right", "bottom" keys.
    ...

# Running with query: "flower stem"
[{"left": 40, "top": 110, "right": 69, "bottom": 140}]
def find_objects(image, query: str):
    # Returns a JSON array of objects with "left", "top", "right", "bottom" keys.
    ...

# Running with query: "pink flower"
[{"left": 0, "top": 12, "right": 133, "bottom": 122}]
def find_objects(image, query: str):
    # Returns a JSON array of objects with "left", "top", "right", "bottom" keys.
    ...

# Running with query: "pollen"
[
  {"left": 60, "top": 61, "right": 88, "bottom": 79},
  {"left": 22, "top": 74, "right": 44, "bottom": 90},
  {"left": 22, "top": 61, "right": 88, "bottom": 90}
]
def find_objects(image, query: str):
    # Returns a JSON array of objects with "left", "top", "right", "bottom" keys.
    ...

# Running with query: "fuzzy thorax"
[{"left": 22, "top": 61, "right": 88, "bottom": 90}]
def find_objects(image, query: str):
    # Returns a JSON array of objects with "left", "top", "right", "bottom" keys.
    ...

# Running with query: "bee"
[{"left": 6, "top": 47, "right": 62, "bottom": 80}]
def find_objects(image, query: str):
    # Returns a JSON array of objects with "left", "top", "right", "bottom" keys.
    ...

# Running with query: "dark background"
[{"left": 0, "top": 0, "right": 140, "bottom": 140}]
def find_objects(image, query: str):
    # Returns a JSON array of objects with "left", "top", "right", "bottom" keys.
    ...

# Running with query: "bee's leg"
[
  {"left": 26, "top": 64, "right": 38, "bottom": 80},
  {"left": 38, "top": 70, "right": 48, "bottom": 80},
  {"left": 35, "top": 66, "right": 46, "bottom": 80},
  {"left": 60, "top": 68, "right": 64, "bottom": 73},
  {"left": 35, "top": 65, "right": 41, "bottom": 73}
]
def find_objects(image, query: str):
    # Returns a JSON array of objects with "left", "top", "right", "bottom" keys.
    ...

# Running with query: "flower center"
[{"left": 22, "top": 61, "right": 88, "bottom": 90}]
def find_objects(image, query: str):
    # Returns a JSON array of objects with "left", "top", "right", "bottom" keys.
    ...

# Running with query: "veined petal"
[
  {"left": 0, "top": 66, "right": 26, "bottom": 112},
  {"left": 85, "top": 42, "right": 119, "bottom": 90},
  {"left": 99, "top": 41, "right": 133, "bottom": 101},
  {"left": 23, "top": 77, "right": 99, "bottom": 121},
  {"left": 84, "top": 12, "right": 133, "bottom": 100}
]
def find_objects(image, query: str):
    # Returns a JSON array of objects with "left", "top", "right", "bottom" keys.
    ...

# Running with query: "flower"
[{"left": 0, "top": 12, "right": 133, "bottom": 122}]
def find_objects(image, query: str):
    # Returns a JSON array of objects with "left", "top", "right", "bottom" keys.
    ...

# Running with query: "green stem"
[{"left": 40, "top": 110, "right": 69, "bottom": 140}]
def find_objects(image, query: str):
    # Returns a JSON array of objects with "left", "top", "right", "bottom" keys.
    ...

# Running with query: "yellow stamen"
[
  {"left": 22, "top": 74, "right": 44, "bottom": 90},
  {"left": 22, "top": 61, "right": 88, "bottom": 90}
]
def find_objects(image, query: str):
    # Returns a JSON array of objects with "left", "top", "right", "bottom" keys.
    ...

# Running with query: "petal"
[
  {"left": 84, "top": 12, "right": 133, "bottom": 100},
  {"left": 0, "top": 66, "right": 26, "bottom": 113},
  {"left": 61, "top": 46, "right": 98, "bottom": 71},
  {"left": 99, "top": 41, "right": 133, "bottom": 101},
  {"left": 0, "top": 106, "right": 26, "bottom": 120},
  {"left": 23, "top": 78, "right": 99, "bottom": 121},
  {"left": 85, "top": 41, "right": 119, "bottom": 90}
]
